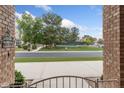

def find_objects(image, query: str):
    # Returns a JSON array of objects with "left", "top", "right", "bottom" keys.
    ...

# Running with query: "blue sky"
[{"left": 16, "top": 5, "right": 103, "bottom": 39}]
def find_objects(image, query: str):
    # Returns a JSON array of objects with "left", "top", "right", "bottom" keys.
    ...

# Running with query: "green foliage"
[
  {"left": 22, "top": 44, "right": 28, "bottom": 50},
  {"left": 17, "top": 13, "right": 43, "bottom": 50},
  {"left": 18, "top": 45, "right": 22, "bottom": 48},
  {"left": 32, "top": 17, "right": 43, "bottom": 44},
  {"left": 17, "top": 12, "right": 79, "bottom": 49},
  {"left": 42, "top": 12, "right": 62, "bottom": 26},
  {"left": 15, "top": 70, "right": 25, "bottom": 85},
  {"left": 42, "top": 13, "right": 63, "bottom": 48},
  {"left": 82, "top": 35, "right": 97, "bottom": 45},
  {"left": 17, "top": 13, "right": 34, "bottom": 44},
  {"left": 67, "top": 27, "right": 79, "bottom": 43},
  {"left": 97, "top": 38, "right": 103, "bottom": 45}
]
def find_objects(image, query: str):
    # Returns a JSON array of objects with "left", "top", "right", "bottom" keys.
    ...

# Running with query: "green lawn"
[
  {"left": 40, "top": 46, "right": 102, "bottom": 51},
  {"left": 16, "top": 57, "right": 103, "bottom": 63},
  {"left": 16, "top": 48, "right": 24, "bottom": 51}
]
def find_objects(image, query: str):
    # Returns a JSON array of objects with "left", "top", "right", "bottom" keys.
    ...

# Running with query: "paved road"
[{"left": 16, "top": 51, "right": 103, "bottom": 58}]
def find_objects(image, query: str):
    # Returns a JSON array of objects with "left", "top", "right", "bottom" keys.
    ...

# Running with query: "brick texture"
[
  {"left": 119, "top": 6, "right": 124, "bottom": 88},
  {"left": 0, "top": 5, "right": 15, "bottom": 86},
  {"left": 103, "top": 5, "right": 124, "bottom": 88}
]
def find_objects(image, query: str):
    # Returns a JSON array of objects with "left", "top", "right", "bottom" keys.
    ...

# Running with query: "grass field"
[
  {"left": 40, "top": 46, "right": 102, "bottom": 51},
  {"left": 16, "top": 48, "right": 24, "bottom": 51},
  {"left": 16, "top": 57, "right": 103, "bottom": 62}
]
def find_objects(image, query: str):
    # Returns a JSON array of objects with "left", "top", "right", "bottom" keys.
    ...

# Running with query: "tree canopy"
[
  {"left": 16, "top": 12, "right": 79, "bottom": 49},
  {"left": 82, "top": 35, "right": 97, "bottom": 45}
]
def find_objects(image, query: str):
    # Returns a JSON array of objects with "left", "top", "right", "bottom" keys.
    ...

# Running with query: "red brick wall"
[
  {"left": 103, "top": 5, "right": 120, "bottom": 88},
  {"left": 0, "top": 5, "right": 15, "bottom": 86},
  {"left": 103, "top": 5, "right": 124, "bottom": 88}
]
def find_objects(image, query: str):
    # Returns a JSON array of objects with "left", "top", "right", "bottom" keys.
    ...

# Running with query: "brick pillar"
[
  {"left": 0, "top": 6, "right": 15, "bottom": 86},
  {"left": 103, "top": 5, "right": 124, "bottom": 88}
]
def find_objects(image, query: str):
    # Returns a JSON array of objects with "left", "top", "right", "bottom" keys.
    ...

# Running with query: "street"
[{"left": 16, "top": 51, "right": 103, "bottom": 58}]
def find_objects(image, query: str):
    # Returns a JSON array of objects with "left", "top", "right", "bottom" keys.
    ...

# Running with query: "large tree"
[
  {"left": 42, "top": 12, "right": 62, "bottom": 48},
  {"left": 59, "top": 27, "right": 70, "bottom": 44},
  {"left": 17, "top": 13, "right": 34, "bottom": 48},
  {"left": 63, "top": 27, "right": 79, "bottom": 44},
  {"left": 97, "top": 38, "right": 103, "bottom": 45},
  {"left": 17, "top": 12, "right": 80, "bottom": 49},
  {"left": 32, "top": 17, "right": 43, "bottom": 45},
  {"left": 69, "top": 27, "right": 79, "bottom": 43},
  {"left": 17, "top": 13, "right": 43, "bottom": 50}
]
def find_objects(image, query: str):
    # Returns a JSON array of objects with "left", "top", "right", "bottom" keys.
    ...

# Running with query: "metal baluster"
[
  {"left": 42, "top": 81, "right": 44, "bottom": 88},
  {"left": 95, "top": 79, "right": 99, "bottom": 88},
  {"left": 82, "top": 78, "right": 83, "bottom": 88},
  {"left": 63, "top": 77, "right": 64, "bottom": 88},
  {"left": 69, "top": 77, "right": 71, "bottom": 88},
  {"left": 56, "top": 78, "right": 58, "bottom": 88},
  {"left": 75, "top": 77, "right": 77, "bottom": 88},
  {"left": 35, "top": 84, "right": 37, "bottom": 88},
  {"left": 49, "top": 79, "right": 51, "bottom": 88}
]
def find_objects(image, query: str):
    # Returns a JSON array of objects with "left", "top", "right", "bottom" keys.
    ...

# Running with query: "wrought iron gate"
[{"left": 28, "top": 75, "right": 99, "bottom": 88}]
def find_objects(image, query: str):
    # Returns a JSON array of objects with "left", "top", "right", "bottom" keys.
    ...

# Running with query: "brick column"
[
  {"left": 0, "top": 6, "right": 15, "bottom": 86},
  {"left": 103, "top": 5, "right": 124, "bottom": 88}
]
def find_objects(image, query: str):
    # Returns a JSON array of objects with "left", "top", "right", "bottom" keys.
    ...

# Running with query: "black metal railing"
[
  {"left": 28, "top": 75, "right": 99, "bottom": 88},
  {"left": 1, "top": 76, "right": 118, "bottom": 88}
]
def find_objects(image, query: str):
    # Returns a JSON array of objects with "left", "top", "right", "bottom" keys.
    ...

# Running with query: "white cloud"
[
  {"left": 61, "top": 18, "right": 102, "bottom": 39},
  {"left": 62, "top": 19, "right": 88, "bottom": 36},
  {"left": 15, "top": 11, "right": 36, "bottom": 19},
  {"left": 35, "top": 5, "right": 52, "bottom": 12},
  {"left": 61, "top": 19, "right": 76, "bottom": 28},
  {"left": 82, "top": 27, "right": 103, "bottom": 39},
  {"left": 25, "top": 11, "right": 36, "bottom": 19},
  {"left": 15, "top": 12, "right": 22, "bottom": 19},
  {"left": 62, "top": 19, "right": 87, "bottom": 30}
]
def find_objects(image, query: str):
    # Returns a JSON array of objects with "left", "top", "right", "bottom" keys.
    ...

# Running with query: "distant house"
[{"left": 16, "top": 39, "right": 22, "bottom": 46}]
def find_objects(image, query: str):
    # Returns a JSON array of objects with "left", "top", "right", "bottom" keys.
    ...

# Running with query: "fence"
[
  {"left": 28, "top": 75, "right": 99, "bottom": 88},
  {"left": 1, "top": 76, "right": 118, "bottom": 88}
]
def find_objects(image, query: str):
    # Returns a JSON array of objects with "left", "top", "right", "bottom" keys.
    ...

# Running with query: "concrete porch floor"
[{"left": 15, "top": 61, "right": 103, "bottom": 81}]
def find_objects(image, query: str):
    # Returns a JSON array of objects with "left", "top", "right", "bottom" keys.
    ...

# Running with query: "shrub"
[
  {"left": 15, "top": 70, "right": 25, "bottom": 85},
  {"left": 18, "top": 45, "right": 22, "bottom": 48},
  {"left": 22, "top": 45, "right": 28, "bottom": 50}
]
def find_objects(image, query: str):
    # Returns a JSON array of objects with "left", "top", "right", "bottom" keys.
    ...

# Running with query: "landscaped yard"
[
  {"left": 16, "top": 57, "right": 103, "bottom": 62},
  {"left": 40, "top": 46, "right": 103, "bottom": 51}
]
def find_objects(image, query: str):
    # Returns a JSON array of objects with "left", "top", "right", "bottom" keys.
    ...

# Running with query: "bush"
[
  {"left": 15, "top": 70, "right": 25, "bottom": 85},
  {"left": 32, "top": 44, "right": 37, "bottom": 49},
  {"left": 18, "top": 45, "right": 22, "bottom": 48},
  {"left": 22, "top": 45, "right": 28, "bottom": 50}
]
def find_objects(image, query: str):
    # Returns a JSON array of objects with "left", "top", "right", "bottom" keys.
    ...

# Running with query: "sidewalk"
[{"left": 32, "top": 46, "right": 43, "bottom": 52}]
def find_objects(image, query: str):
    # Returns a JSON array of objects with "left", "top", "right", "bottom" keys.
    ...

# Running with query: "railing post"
[{"left": 95, "top": 79, "right": 99, "bottom": 88}]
